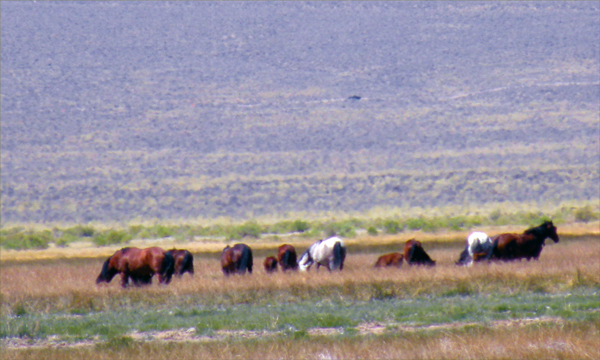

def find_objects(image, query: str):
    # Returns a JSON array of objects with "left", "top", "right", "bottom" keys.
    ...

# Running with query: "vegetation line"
[{"left": 1, "top": 205, "right": 598, "bottom": 258}]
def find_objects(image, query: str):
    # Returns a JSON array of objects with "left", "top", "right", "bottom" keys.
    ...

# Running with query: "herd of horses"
[{"left": 96, "top": 220, "right": 559, "bottom": 288}]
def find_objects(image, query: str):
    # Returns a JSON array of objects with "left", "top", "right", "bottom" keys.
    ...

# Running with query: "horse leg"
[{"left": 120, "top": 273, "right": 129, "bottom": 288}]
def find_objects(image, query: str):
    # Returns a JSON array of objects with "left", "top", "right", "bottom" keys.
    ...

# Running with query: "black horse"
[{"left": 491, "top": 221, "right": 559, "bottom": 261}]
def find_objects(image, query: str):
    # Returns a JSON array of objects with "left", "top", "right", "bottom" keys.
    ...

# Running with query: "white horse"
[
  {"left": 456, "top": 231, "right": 494, "bottom": 266},
  {"left": 298, "top": 237, "right": 346, "bottom": 271}
]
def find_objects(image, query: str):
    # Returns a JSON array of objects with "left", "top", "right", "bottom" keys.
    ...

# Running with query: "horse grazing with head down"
[
  {"left": 456, "top": 232, "right": 494, "bottom": 266},
  {"left": 166, "top": 249, "right": 194, "bottom": 277},
  {"left": 298, "top": 236, "right": 346, "bottom": 271},
  {"left": 403, "top": 239, "right": 436, "bottom": 266},
  {"left": 263, "top": 256, "right": 278, "bottom": 273},
  {"left": 221, "top": 243, "right": 253, "bottom": 276},
  {"left": 374, "top": 252, "right": 403, "bottom": 268},
  {"left": 491, "top": 220, "right": 559, "bottom": 261},
  {"left": 277, "top": 244, "right": 298, "bottom": 272},
  {"left": 96, "top": 247, "right": 175, "bottom": 288}
]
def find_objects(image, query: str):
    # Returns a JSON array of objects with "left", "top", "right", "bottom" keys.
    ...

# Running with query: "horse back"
[
  {"left": 115, "top": 247, "right": 143, "bottom": 271},
  {"left": 492, "top": 233, "right": 521, "bottom": 260},
  {"left": 375, "top": 252, "right": 403, "bottom": 267},
  {"left": 230, "top": 243, "right": 253, "bottom": 274},
  {"left": 141, "top": 247, "right": 166, "bottom": 272}
]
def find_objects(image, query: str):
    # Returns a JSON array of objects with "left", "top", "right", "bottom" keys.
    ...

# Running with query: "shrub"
[
  {"left": 92, "top": 230, "right": 132, "bottom": 247},
  {"left": 55, "top": 232, "right": 79, "bottom": 247},
  {"left": 446, "top": 216, "right": 469, "bottom": 231},
  {"left": 154, "top": 225, "right": 174, "bottom": 238},
  {"left": 63, "top": 225, "right": 95, "bottom": 237},
  {"left": 367, "top": 226, "right": 378, "bottom": 236},
  {"left": 383, "top": 219, "right": 402, "bottom": 234},
  {"left": 227, "top": 221, "right": 262, "bottom": 240},
  {"left": 0, "top": 231, "right": 51, "bottom": 250},
  {"left": 322, "top": 220, "right": 357, "bottom": 238},
  {"left": 405, "top": 217, "right": 428, "bottom": 231},
  {"left": 574, "top": 206, "right": 599, "bottom": 223},
  {"left": 291, "top": 220, "right": 310, "bottom": 233},
  {"left": 264, "top": 220, "right": 306, "bottom": 234},
  {"left": 128, "top": 225, "right": 144, "bottom": 237}
]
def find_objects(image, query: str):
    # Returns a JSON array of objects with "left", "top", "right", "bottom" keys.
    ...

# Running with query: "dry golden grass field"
[{"left": 1, "top": 233, "right": 599, "bottom": 359}]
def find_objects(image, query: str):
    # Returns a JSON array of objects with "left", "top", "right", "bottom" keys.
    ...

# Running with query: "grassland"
[{"left": 1, "top": 236, "right": 598, "bottom": 359}]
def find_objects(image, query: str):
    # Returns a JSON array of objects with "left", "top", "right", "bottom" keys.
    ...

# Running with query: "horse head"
[
  {"left": 525, "top": 221, "right": 559, "bottom": 245},
  {"left": 297, "top": 248, "right": 313, "bottom": 271},
  {"left": 455, "top": 248, "right": 472, "bottom": 266},
  {"left": 544, "top": 221, "right": 559, "bottom": 243},
  {"left": 263, "top": 256, "right": 278, "bottom": 273},
  {"left": 96, "top": 256, "right": 118, "bottom": 284}
]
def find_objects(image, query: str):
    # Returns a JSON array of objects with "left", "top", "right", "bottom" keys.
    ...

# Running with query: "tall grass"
[
  {"left": 1, "top": 238, "right": 598, "bottom": 317},
  {"left": 0, "top": 238, "right": 598, "bottom": 359}
]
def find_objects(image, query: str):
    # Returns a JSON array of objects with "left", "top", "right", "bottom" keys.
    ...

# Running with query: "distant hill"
[{"left": 1, "top": 2, "right": 598, "bottom": 224}]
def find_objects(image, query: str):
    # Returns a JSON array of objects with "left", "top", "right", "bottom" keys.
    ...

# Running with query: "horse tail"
[
  {"left": 238, "top": 246, "right": 253, "bottom": 274},
  {"left": 332, "top": 241, "right": 345, "bottom": 270},
  {"left": 281, "top": 250, "right": 290, "bottom": 270},
  {"left": 160, "top": 251, "right": 175, "bottom": 284},
  {"left": 96, "top": 257, "right": 113, "bottom": 284},
  {"left": 181, "top": 251, "right": 194, "bottom": 276},
  {"left": 183, "top": 252, "right": 194, "bottom": 275}
]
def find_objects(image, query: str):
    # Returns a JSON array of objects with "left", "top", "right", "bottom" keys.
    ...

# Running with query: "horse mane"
[
  {"left": 524, "top": 221, "right": 552, "bottom": 237},
  {"left": 120, "top": 247, "right": 132, "bottom": 255},
  {"left": 300, "top": 248, "right": 313, "bottom": 263},
  {"left": 96, "top": 256, "right": 116, "bottom": 283}
]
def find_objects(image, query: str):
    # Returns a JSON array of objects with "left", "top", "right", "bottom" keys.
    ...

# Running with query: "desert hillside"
[{"left": 1, "top": 2, "right": 598, "bottom": 224}]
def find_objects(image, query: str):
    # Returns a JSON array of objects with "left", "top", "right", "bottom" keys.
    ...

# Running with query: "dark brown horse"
[
  {"left": 263, "top": 256, "right": 278, "bottom": 273},
  {"left": 221, "top": 243, "right": 253, "bottom": 276},
  {"left": 166, "top": 249, "right": 194, "bottom": 277},
  {"left": 96, "top": 247, "right": 175, "bottom": 287},
  {"left": 277, "top": 244, "right": 298, "bottom": 272},
  {"left": 374, "top": 252, "right": 403, "bottom": 268},
  {"left": 403, "top": 239, "right": 436, "bottom": 266},
  {"left": 491, "top": 220, "right": 559, "bottom": 261}
]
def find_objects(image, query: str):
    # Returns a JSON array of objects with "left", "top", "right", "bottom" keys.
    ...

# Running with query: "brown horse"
[
  {"left": 96, "top": 247, "right": 175, "bottom": 287},
  {"left": 374, "top": 252, "right": 403, "bottom": 268},
  {"left": 491, "top": 220, "right": 559, "bottom": 261},
  {"left": 166, "top": 249, "right": 194, "bottom": 277},
  {"left": 277, "top": 244, "right": 298, "bottom": 272},
  {"left": 403, "top": 239, "right": 436, "bottom": 266},
  {"left": 264, "top": 256, "right": 278, "bottom": 273},
  {"left": 221, "top": 243, "right": 253, "bottom": 276}
]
